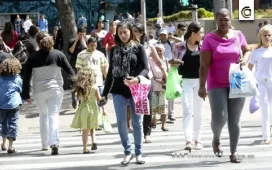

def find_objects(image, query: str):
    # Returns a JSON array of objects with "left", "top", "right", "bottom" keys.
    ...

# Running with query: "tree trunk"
[{"left": 55, "top": 0, "right": 77, "bottom": 90}]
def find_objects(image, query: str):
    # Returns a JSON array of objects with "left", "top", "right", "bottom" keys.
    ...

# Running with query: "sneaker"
[
  {"left": 91, "top": 143, "right": 97, "bottom": 150},
  {"left": 195, "top": 142, "right": 203, "bottom": 150},
  {"left": 184, "top": 142, "right": 192, "bottom": 151},
  {"left": 51, "top": 145, "right": 59, "bottom": 155},
  {"left": 168, "top": 115, "right": 176, "bottom": 121},
  {"left": 262, "top": 140, "right": 271, "bottom": 144}
]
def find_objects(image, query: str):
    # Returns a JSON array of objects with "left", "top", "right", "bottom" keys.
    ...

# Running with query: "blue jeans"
[
  {"left": 113, "top": 94, "right": 143, "bottom": 156},
  {"left": 0, "top": 107, "right": 19, "bottom": 141}
]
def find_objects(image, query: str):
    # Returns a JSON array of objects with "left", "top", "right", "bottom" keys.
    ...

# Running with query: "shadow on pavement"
[
  {"left": 44, "top": 160, "right": 228, "bottom": 170},
  {"left": 23, "top": 109, "right": 76, "bottom": 119},
  {"left": 131, "top": 161, "right": 228, "bottom": 170}
]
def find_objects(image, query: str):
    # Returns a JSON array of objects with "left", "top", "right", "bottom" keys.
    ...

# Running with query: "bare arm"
[
  {"left": 102, "top": 65, "right": 108, "bottom": 78},
  {"left": 95, "top": 87, "right": 102, "bottom": 101},
  {"left": 69, "top": 40, "right": 78, "bottom": 54},
  {"left": 199, "top": 51, "right": 212, "bottom": 88},
  {"left": 149, "top": 45, "right": 168, "bottom": 77},
  {"left": 169, "top": 35, "right": 183, "bottom": 43},
  {"left": 241, "top": 45, "right": 251, "bottom": 64}
]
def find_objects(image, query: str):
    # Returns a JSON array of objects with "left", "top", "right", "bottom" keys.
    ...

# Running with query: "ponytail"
[{"left": 36, "top": 31, "right": 54, "bottom": 52}]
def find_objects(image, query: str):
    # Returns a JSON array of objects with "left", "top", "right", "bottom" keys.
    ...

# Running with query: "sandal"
[
  {"left": 91, "top": 143, "right": 97, "bottom": 150},
  {"left": 144, "top": 137, "right": 152, "bottom": 143},
  {"left": 212, "top": 140, "right": 223, "bottom": 157},
  {"left": 7, "top": 147, "right": 16, "bottom": 154},
  {"left": 121, "top": 154, "right": 134, "bottom": 165},
  {"left": 129, "top": 128, "right": 133, "bottom": 133},
  {"left": 230, "top": 154, "right": 242, "bottom": 163},
  {"left": 83, "top": 149, "right": 90, "bottom": 154},
  {"left": 161, "top": 127, "right": 169, "bottom": 131},
  {"left": 136, "top": 155, "right": 145, "bottom": 164}
]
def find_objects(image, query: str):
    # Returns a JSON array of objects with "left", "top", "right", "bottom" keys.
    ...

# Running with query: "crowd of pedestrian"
[{"left": 0, "top": 7, "right": 272, "bottom": 166}]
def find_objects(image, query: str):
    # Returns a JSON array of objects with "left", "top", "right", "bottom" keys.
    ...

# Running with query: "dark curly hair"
[
  {"left": 73, "top": 70, "right": 96, "bottom": 101},
  {"left": 0, "top": 58, "right": 22, "bottom": 76}
]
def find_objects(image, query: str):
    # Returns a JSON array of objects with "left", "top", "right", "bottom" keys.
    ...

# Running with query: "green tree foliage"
[{"left": 116, "top": 0, "right": 213, "bottom": 18}]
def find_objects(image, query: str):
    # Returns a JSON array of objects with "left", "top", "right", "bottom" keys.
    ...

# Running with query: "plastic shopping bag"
[
  {"left": 129, "top": 75, "right": 151, "bottom": 115},
  {"left": 102, "top": 115, "right": 112, "bottom": 134},
  {"left": 165, "top": 66, "right": 183, "bottom": 100},
  {"left": 249, "top": 96, "right": 260, "bottom": 114},
  {"left": 229, "top": 63, "right": 258, "bottom": 98}
]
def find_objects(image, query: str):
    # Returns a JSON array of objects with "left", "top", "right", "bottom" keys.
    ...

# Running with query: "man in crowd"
[{"left": 68, "top": 28, "right": 88, "bottom": 109}]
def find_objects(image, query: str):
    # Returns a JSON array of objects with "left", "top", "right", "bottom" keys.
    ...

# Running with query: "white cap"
[{"left": 160, "top": 28, "right": 168, "bottom": 35}]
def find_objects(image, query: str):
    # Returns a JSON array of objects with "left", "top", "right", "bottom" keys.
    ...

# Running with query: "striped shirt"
[{"left": 76, "top": 49, "right": 107, "bottom": 86}]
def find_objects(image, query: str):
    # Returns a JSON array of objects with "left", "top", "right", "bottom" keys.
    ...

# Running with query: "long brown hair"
[
  {"left": 73, "top": 70, "right": 96, "bottom": 101},
  {"left": 2, "top": 22, "right": 14, "bottom": 44}
]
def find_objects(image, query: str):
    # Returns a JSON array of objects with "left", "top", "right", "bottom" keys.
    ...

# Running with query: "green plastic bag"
[
  {"left": 102, "top": 115, "right": 112, "bottom": 134},
  {"left": 165, "top": 66, "right": 183, "bottom": 100}
]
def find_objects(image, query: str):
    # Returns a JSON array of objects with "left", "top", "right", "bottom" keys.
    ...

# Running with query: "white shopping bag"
[{"left": 229, "top": 63, "right": 259, "bottom": 98}]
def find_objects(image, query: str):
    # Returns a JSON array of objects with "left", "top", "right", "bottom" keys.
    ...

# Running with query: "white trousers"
[
  {"left": 257, "top": 78, "right": 272, "bottom": 140},
  {"left": 181, "top": 79, "right": 203, "bottom": 142},
  {"left": 33, "top": 89, "right": 64, "bottom": 148}
]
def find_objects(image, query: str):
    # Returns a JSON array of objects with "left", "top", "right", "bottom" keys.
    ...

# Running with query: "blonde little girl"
[{"left": 71, "top": 70, "right": 101, "bottom": 153}]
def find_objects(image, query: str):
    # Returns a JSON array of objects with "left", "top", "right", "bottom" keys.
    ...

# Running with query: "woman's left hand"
[
  {"left": 124, "top": 77, "right": 139, "bottom": 86},
  {"left": 239, "top": 58, "right": 247, "bottom": 66}
]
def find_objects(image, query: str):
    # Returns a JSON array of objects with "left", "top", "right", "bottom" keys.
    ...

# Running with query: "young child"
[
  {"left": 70, "top": 70, "right": 100, "bottom": 154},
  {"left": 0, "top": 58, "right": 22, "bottom": 154},
  {"left": 149, "top": 43, "right": 169, "bottom": 131}
]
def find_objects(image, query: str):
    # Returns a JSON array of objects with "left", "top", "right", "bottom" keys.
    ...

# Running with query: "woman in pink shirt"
[{"left": 199, "top": 8, "right": 250, "bottom": 163}]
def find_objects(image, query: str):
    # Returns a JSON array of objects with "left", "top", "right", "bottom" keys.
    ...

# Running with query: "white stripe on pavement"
[{"left": 1, "top": 153, "right": 272, "bottom": 170}]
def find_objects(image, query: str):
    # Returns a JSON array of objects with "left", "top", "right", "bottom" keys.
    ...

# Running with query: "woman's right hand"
[{"left": 198, "top": 87, "right": 207, "bottom": 101}]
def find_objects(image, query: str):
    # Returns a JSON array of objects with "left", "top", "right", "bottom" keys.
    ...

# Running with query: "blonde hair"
[
  {"left": 36, "top": 31, "right": 54, "bottom": 52},
  {"left": 155, "top": 43, "right": 165, "bottom": 51},
  {"left": 73, "top": 70, "right": 96, "bottom": 101},
  {"left": 256, "top": 25, "right": 272, "bottom": 49},
  {"left": 0, "top": 58, "right": 21, "bottom": 76}
]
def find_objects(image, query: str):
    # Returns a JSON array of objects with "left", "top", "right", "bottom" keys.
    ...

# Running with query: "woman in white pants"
[
  {"left": 248, "top": 25, "right": 272, "bottom": 144},
  {"left": 22, "top": 32, "right": 75, "bottom": 155},
  {"left": 172, "top": 22, "right": 204, "bottom": 151}
]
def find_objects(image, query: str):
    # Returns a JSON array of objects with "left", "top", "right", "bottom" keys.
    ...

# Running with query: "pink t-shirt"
[{"left": 200, "top": 31, "right": 247, "bottom": 91}]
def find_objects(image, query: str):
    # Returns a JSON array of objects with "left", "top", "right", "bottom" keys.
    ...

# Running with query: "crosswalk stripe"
[
  {"left": 1, "top": 153, "right": 272, "bottom": 170},
  {"left": 14, "top": 127, "right": 258, "bottom": 141},
  {"left": 13, "top": 130, "right": 262, "bottom": 146},
  {"left": 0, "top": 117, "right": 271, "bottom": 170}
]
